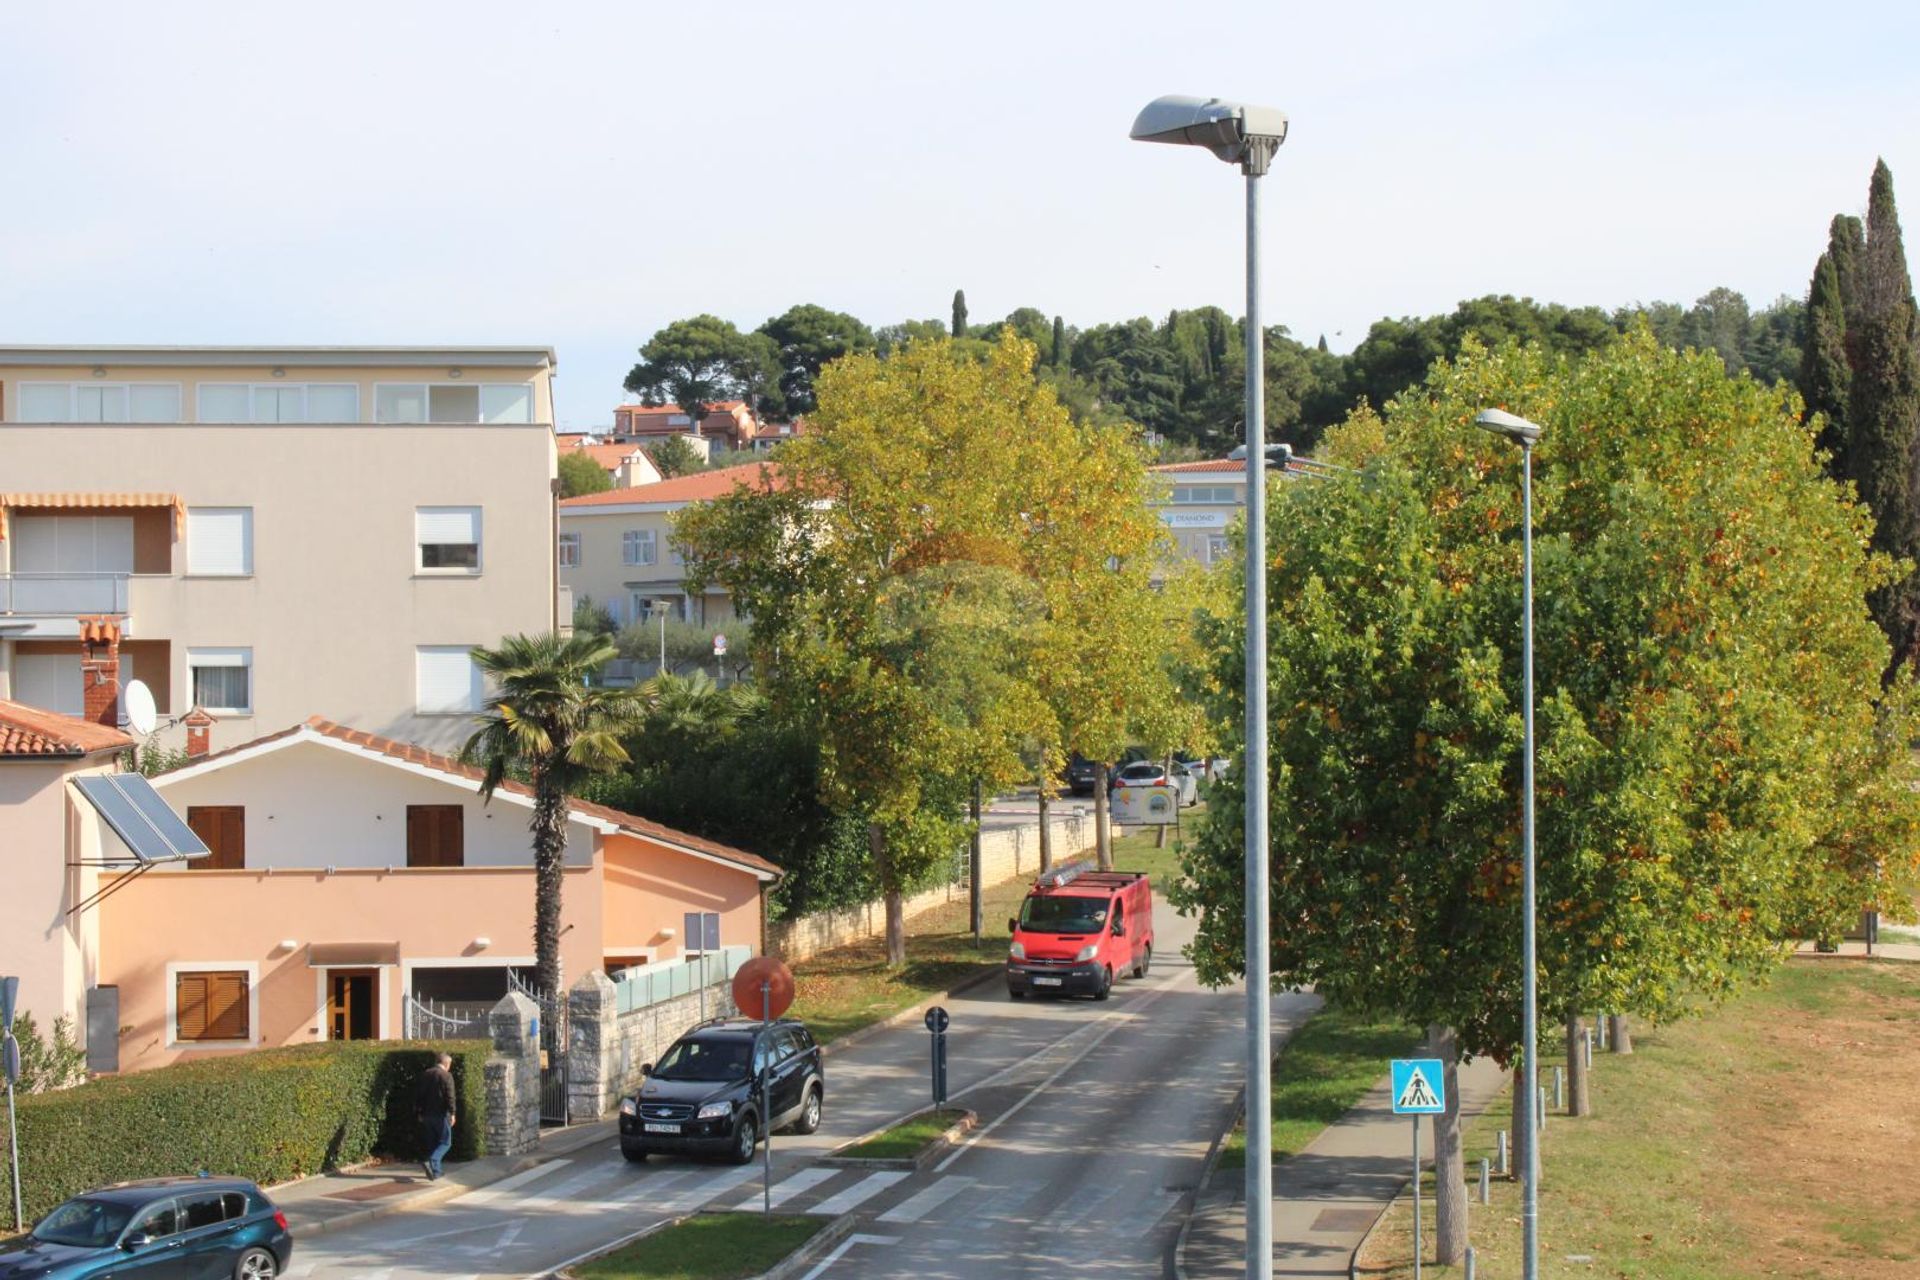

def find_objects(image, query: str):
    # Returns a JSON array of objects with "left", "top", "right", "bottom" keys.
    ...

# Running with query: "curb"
[
  {"left": 1345, "top": 1189, "right": 1399, "bottom": 1277},
  {"left": 550, "top": 1208, "right": 855, "bottom": 1280},
  {"left": 818, "top": 965, "right": 1005, "bottom": 1059},
  {"left": 752, "top": 1211, "right": 858, "bottom": 1280},
  {"left": 821, "top": 1108, "right": 978, "bottom": 1171},
  {"left": 1171, "top": 1082, "right": 1247, "bottom": 1280}
]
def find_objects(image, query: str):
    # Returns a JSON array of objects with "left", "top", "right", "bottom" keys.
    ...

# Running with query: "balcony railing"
[{"left": 0, "top": 572, "right": 129, "bottom": 616}]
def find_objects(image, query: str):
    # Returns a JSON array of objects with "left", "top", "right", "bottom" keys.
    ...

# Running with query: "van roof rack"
[{"left": 1034, "top": 861, "right": 1145, "bottom": 891}]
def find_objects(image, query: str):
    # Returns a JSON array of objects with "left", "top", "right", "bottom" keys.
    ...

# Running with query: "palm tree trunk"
[
  {"left": 1429, "top": 1025, "right": 1468, "bottom": 1265},
  {"left": 1094, "top": 764, "right": 1113, "bottom": 871},
  {"left": 530, "top": 761, "right": 570, "bottom": 1013},
  {"left": 1036, "top": 776, "right": 1053, "bottom": 873}
]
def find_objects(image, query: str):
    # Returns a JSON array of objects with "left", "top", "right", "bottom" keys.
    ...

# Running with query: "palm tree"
[{"left": 461, "top": 632, "right": 646, "bottom": 1005}]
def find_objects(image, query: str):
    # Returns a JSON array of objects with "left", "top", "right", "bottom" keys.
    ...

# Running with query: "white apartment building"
[
  {"left": 0, "top": 346, "right": 563, "bottom": 754},
  {"left": 1152, "top": 459, "right": 1249, "bottom": 567}
]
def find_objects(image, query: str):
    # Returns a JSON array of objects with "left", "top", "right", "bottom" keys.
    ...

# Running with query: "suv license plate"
[
  {"left": 1033, "top": 977, "right": 1063, "bottom": 987},
  {"left": 644, "top": 1122, "right": 681, "bottom": 1133}
]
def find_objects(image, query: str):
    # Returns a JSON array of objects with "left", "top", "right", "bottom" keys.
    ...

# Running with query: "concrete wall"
[
  {"left": 767, "top": 810, "right": 1095, "bottom": 965},
  {"left": 599, "top": 831, "right": 764, "bottom": 963}
]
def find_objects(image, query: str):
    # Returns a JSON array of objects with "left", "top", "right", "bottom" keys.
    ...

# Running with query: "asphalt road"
[{"left": 285, "top": 897, "right": 1312, "bottom": 1280}]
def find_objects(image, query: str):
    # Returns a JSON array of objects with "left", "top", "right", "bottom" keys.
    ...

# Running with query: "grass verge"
[
  {"left": 789, "top": 806, "right": 1200, "bottom": 1044},
  {"left": 836, "top": 1107, "right": 970, "bottom": 1161},
  {"left": 1219, "top": 1007, "right": 1424, "bottom": 1171},
  {"left": 570, "top": 1212, "right": 826, "bottom": 1280},
  {"left": 1358, "top": 958, "right": 1920, "bottom": 1279}
]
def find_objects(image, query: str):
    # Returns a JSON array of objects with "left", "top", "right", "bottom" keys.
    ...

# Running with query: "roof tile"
[
  {"left": 558, "top": 462, "right": 782, "bottom": 509},
  {"left": 0, "top": 700, "right": 134, "bottom": 758}
]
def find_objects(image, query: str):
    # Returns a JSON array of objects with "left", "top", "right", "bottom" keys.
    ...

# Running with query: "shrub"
[
  {"left": 0, "top": 1040, "right": 486, "bottom": 1224},
  {"left": 9, "top": 1013, "right": 86, "bottom": 1094}
]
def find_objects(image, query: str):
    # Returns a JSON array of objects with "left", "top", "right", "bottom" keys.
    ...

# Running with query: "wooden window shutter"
[
  {"left": 406, "top": 805, "right": 464, "bottom": 868},
  {"left": 186, "top": 806, "right": 245, "bottom": 870},
  {"left": 176, "top": 970, "right": 248, "bottom": 1041}
]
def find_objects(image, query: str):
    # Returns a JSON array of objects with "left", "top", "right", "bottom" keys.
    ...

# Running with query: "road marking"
[
  {"left": 797, "top": 1232, "right": 900, "bottom": 1280},
  {"left": 761, "top": 1166, "right": 839, "bottom": 1209},
  {"left": 877, "top": 1175, "right": 976, "bottom": 1224},
  {"left": 808, "top": 1170, "right": 910, "bottom": 1216},
  {"left": 456, "top": 1157, "right": 572, "bottom": 1204}
]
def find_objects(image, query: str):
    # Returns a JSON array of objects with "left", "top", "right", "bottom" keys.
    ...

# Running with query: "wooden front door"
[{"left": 326, "top": 969, "right": 378, "bottom": 1040}]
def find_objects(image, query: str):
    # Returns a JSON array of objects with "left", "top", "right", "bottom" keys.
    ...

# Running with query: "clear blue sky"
[{"left": 3, "top": 1, "right": 1915, "bottom": 427}]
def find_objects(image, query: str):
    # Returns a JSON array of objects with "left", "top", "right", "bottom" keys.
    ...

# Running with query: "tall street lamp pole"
[
  {"left": 1474, "top": 407, "right": 1544, "bottom": 1280},
  {"left": 1132, "top": 95, "right": 1288, "bottom": 1280}
]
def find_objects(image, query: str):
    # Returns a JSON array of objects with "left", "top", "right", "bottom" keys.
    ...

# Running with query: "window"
[
  {"left": 186, "top": 508, "right": 253, "bottom": 576},
  {"left": 1172, "top": 485, "right": 1241, "bottom": 505},
  {"left": 557, "top": 532, "right": 580, "bottom": 567},
  {"left": 622, "top": 529, "right": 655, "bottom": 566},
  {"left": 14, "top": 382, "right": 180, "bottom": 422},
  {"left": 376, "top": 384, "right": 534, "bottom": 424},
  {"left": 1206, "top": 535, "right": 1232, "bottom": 565},
  {"left": 416, "top": 646, "right": 482, "bottom": 715},
  {"left": 175, "top": 970, "right": 250, "bottom": 1042},
  {"left": 185, "top": 806, "right": 245, "bottom": 870},
  {"left": 188, "top": 648, "right": 252, "bottom": 715},
  {"left": 180, "top": 1192, "right": 246, "bottom": 1231},
  {"left": 198, "top": 383, "right": 361, "bottom": 424},
  {"left": 406, "top": 805, "right": 465, "bottom": 868},
  {"left": 128, "top": 1199, "right": 181, "bottom": 1240},
  {"left": 416, "top": 506, "right": 481, "bottom": 572},
  {"left": 10, "top": 515, "right": 133, "bottom": 573}
]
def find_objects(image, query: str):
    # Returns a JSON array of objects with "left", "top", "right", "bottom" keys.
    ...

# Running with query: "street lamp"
[
  {"left": 1132, "top": 93, "right": 1288, "bottom": 1280},
  {"left": 1474, "top": 406, "right": 1542, "bottom": 1280},
  {"left": 648, "top": 598, "right": 672, "bottom": 675}
]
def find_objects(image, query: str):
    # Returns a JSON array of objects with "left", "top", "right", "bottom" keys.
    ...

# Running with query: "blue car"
[{"left": 0, "top": 1175, "right": 293, "bottom": 1279}]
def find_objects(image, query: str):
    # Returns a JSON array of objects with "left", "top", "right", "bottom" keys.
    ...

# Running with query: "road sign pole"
[
  {"left": 761, "top": 979, "right": 772, "bottom": 1215},
  {"left": 1413, "top": 1117, "right": 1422, "bottom": 1280}
]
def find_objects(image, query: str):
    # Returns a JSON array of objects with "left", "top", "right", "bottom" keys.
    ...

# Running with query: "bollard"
[
  {"left": 1464, "top": 1245, "right": 1477, "bottom": 1280},
  {"left": 1585, "top": 1027, "right": 1594, "bottom": 1070},
  {"left": 1478, "top": 1157, "right": 1490, "bottom": 1204},
  {"left": 1553, "top": 1065, "right": 1565, "bottom": 1111},
  {"left": 1538, "top": 1086, "right": 1548, "bottom": 1132},
  {"left": 1496, "top": 1129, "right": 1510, "bottom": 1177}
]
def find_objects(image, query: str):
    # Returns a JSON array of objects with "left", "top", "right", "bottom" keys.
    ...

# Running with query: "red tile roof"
[
  {"left": 613, "top": 401, "right": 747, "bottom": 416},
  {"left": 570, "top": 442, "right": 650, "bottom": 469},
  {"left": 161, "top": 717, "right": 781, "bottom": 879},
  {"left": 558, "top": 462, "right": 782, "bottom": 509},
  {"left": 0, "top": 700, "right": 134, "bottom": 758},
  {"left": 1151, "top": 460, "right": 1251, "bottom": 474}
]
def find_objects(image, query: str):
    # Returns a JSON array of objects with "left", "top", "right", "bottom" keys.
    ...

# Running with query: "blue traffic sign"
[{"left": 1390, "top": 1058, "right": 1446, "bottom": 1114}]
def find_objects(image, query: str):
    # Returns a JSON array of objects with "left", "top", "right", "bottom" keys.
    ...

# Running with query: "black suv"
[{"left": 618, "top": 1017, "right": 823, "bottom": 1164}]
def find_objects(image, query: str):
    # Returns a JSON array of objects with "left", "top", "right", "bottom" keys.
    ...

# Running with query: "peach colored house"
[
  {"left": 611, "top": 401, "right": 764, "bottom": 452},
  {"left": 93, "top": 717, "right": 778, "bottom": 1074}
]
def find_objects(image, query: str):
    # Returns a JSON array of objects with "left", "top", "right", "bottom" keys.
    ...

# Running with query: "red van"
[{"left": 1006, "top": 862, "right": 1154, "bottom": 1000}]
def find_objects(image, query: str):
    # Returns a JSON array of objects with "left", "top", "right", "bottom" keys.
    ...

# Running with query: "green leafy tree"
[
  {"left": 572, "top": 593, "right": 616, "bottom": 638},
  {"left": 558, "top": 448, "right": 614, "bottom": 498},
  {"left": 643, "top": 434, "right": 702, "bottom": 478},
  {"left": 461, "top": 633, "right": 647, "bottom": 1001},
  {"left": 10, "top": 1012, "right": 86, "bottom": 1092},
  {"left": 1180, "top": 333, "right": 1920, "bottom": 1235},
  {"left": 625, "top": 315, "right": 784, "bottom": 422},
  {"left": 951, "top": 289, "right": 969, "bottom": 340},
  {"left": 874, "top": 318, "right": 948, "bottom": 355},
  {"left": 757, "top": 304, "right": 876, "bottom": 415}
]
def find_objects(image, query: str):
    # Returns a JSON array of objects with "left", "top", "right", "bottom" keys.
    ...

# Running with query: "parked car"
[
  {"left": 1175, "top": 752, "right": 1231, "bottom": 784},
  {"left": 1110, "top": 760, "right": 1197, "bottom": 808},
  {"left": 1007, "top": 862, "right": 1156, "bottom": 1000},
  {"left": 0, "top": 1175, "right": 292, "bottom": 1280},
  {"left": 1064, "top": 753, "right": 1102, "bottom": 796},
  {"left": 618, "top": 1017, "right": 823, "bottom": 1165}
]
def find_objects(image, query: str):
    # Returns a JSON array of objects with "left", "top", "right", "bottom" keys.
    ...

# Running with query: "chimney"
[
  {"left": 183, "top": 707, "right": 215, "bottom": 759},
  {"left": 78, "top": 615, "right": 123, "bottom": 729}
]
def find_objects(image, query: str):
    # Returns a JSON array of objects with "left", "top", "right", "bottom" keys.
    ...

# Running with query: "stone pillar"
[
  {"left": 567, "top": 970, "right": 618, "bottom": 1123},
  {"left": 485, "top": 991, "right": 540, "bottom": 1157}
]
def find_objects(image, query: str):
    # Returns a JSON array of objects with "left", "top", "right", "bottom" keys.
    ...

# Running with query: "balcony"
[{"left": 0, "top": 573, "right": 129, "bottom": 634}]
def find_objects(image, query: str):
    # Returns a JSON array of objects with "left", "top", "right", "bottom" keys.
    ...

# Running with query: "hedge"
[{"left": 0, "top": 1040, "right": 487, "bottom": 1225}]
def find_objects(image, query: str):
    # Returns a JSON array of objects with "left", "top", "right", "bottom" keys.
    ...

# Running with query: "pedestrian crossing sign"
[{"left": 1390, "top": 1058, "right": 1446, "bottom": 1114}]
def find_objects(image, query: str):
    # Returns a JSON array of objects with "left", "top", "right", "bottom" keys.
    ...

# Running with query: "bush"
[
  {"left": 9, "top": 1013, "right": 86, "bottom": 1094},
  {"left": 0, "top": 1041, "right": 486, "bottom": 1224}
]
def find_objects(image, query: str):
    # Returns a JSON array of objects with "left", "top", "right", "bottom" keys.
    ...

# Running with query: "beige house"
[
  {"left": 557, "top": 463, "right": 777, "bottom": 634},
  {"left": 1151, "top": 459, "right": 1248, "bottom": 567},
  {"left": 564, "top": 439, "right": 664, "bottom": 489},
  {"left": 0, "top": 345, "right": 563, "bottom": 755}
]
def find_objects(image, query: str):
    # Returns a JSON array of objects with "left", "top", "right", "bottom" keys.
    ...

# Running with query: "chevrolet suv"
[{"left": 618, "top": 1017, "right": 823, "bottom": 1164}]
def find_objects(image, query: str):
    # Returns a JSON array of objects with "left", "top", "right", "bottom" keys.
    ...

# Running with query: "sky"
[{"left": 3, "top": 1, "right": 1917, "bottom": 428}]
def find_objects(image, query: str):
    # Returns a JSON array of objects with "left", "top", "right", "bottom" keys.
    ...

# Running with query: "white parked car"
[{"left": 1112, "top": 760, "right": 1198, "bottom": 808}]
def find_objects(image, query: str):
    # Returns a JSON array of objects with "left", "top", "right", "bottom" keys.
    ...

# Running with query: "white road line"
[
  {"left": 877, "top": 1175, "right": 976, "bottom": 1224},
  {"left": 808, "top": 1170, "right": 910, "bottom": 1216},
  {"left": 761, "top": 1166, "right": 839, "bottom": 1209},
  {"left": 798, "top": 1232, "right": 900, "bottom": 1280},
  {"left": 455, "top": 1157, "right": 572, "bottom": 1205},
  {"left": 519, "top": 1163, "right": 630, "bottom": 1210}
]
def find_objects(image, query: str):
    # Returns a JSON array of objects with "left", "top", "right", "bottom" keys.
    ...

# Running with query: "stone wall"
[
  {"left": 566, "top": 969, "right": 739, "bottom": 1122},
  {"left": 484, "top": 991, "right": 541, "bottom": 1157},
  {"left": 766, "top": 809, "right": 1095, "bottom": 965}
]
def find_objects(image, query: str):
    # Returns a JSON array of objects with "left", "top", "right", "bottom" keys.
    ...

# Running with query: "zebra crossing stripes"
[
  {"left": 761, "top": 1166, "right": 840, "bottom": 1209},
  {"left": 807, "top": 1170, "right": 911, "bottom": 1216},
  {"left": 877, "top": 1175, "right": 976, "bottom": 1224}
]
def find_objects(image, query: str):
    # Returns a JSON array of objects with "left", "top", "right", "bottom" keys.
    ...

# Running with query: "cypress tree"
[
  {"left": 1051, "top": 315, "right": 1067, "bottom": 368},
  {"left": 1844, "top": 160, "right": 1920, "bottom": 676},
  {"left": 951, "top": 290, "right": 968, "bottom": 340},
  {"left": 1317, "top": 334, "right": 1329, "bottom": 353},
  {"left": 1802, "top": 219, "right": 1858, "bottom": 472}
]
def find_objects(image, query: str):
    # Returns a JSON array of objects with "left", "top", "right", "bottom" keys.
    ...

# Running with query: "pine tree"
[
  {"left": 1845, "top": 160, "right": 1920, "bottom": 676},
  {"left": 1803, "top": 218, "right": 1859, "bottom": 471},
  {"left": 1051, "top": 315, "right": 1067, "bottom": 368},
  {"left": 951, "top": 290, "right": 968, "bottom": 340}
]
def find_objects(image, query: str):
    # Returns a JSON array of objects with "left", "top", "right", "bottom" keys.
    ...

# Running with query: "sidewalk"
[
  {"left": 273, "top": 1118, "right": 615, "bottom": 1239},
  {"left": 1180, "top": 1057, "right": 1507, "bottom": 1279}
]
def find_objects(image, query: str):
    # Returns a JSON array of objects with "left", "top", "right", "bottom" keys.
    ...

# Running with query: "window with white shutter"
[
  {"left": 416, "top": 646, "right": 482, "bottom": 715},
  {"left": 416, "top": 507, "right": 482, "bottom": 573},
  {"left": 187, "top": 508, "right": 253, "bottom": 576},
  {"left": 187, "top": 648, "right": 253, "bottom": 714}
]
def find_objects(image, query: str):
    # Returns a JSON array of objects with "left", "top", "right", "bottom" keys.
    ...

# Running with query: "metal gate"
[{"left": 510, "top": 973, "right": 571, "bottom": 1126}]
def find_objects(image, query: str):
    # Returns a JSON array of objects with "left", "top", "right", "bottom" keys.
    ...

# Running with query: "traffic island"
[
  {"left": 562, "top": 1210, "right": 845, "bottom": 1280},
  {"left": 824, "top": 1106, "right": 977, "bottom": 1170}
]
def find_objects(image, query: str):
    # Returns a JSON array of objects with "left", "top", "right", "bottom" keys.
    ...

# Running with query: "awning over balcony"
[
  {"left": 307, "top": 942, "right": 402, "bottom": 967},
  {"left": 0, "top": 492, "right": 186, "bottom": 540}
]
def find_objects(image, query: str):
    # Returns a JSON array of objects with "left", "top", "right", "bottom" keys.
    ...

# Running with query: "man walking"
[{"left": 415, "top": 1052, "right": 457, "bottom": 1180}]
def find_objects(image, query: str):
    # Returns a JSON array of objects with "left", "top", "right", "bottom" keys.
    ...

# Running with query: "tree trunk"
[
  {"left": 1155, "top": 755, "right": 1172, "bottom": 849},
  {"left": 1094, "top": 764, "right": 1113, "bottom": 870},
  {"left": 969, "top": 780, "right": 984, "bottom": 942},
  {"left": 1036, "top": 780, "right": 1053, "bottom": 873},
  {"left": 1565, "top": 1013, "right": 1591, "bottom": 1116},
  {"left": 1429, "top": 1025, "right": 1468, "bottom": 1265},
  {"left": 1608, "top": 1013, "right": 1634, "bottom": 1054},
  {"left": 1509, "top": 1065, "right": 1532, "bottom": 1184},
  {"left": 531, "top": 760, "right": 569, "bottom": 1059},
  {"left": 869, "top": 822, "right": 908, "bottom": 967}
]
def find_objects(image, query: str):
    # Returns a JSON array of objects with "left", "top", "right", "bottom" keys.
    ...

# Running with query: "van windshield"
[{"left": 1020, "top": 895, "right": 1109, "bottom": 935}]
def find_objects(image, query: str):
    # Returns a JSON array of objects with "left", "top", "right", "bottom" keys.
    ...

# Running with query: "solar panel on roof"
[{"left": 73, "top": 774, "right": 209, "bottom": 864}]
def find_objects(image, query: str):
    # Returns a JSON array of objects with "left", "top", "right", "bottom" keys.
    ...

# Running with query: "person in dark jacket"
[{"left": 416, "top": 1053, "right": 457, "bottom": 1179}]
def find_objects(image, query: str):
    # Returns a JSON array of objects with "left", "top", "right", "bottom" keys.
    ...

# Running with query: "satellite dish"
[{"left": 123, "top": 680, "right": 158, "bottom": 736}]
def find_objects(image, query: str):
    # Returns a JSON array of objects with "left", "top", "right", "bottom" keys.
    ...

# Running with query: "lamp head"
[
  {"left": 1474, "top": 408, "right": 1544, "bottom": 446},
  {"left": 1130, "top": 95, "right": 1288, "bottom": 174}
]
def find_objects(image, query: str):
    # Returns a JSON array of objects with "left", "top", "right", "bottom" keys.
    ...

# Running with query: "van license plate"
[
  {"left": 1033, "top": 977, "right": 1063, "bottom": 987},
  {"left": 644, "top": 1123, "right": 681, "bottom": 1133}
]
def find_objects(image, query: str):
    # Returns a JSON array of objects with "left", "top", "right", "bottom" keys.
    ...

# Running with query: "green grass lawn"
[
  {"left": 788, "top": 806, "right": 1200, "bottom": 1044},
  {"left": 1219, "top": 1006, "right": 1424, "bottom": 1170},
  {"left": 1359, "top": 958, "right": 1920, "bottom": 1280},
  {"left": 835, "top": 1107, "right": 971, "bottom": 1160},
  {"left": 570, "top": 1213, "right": 825, "bottom": 1280}
]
